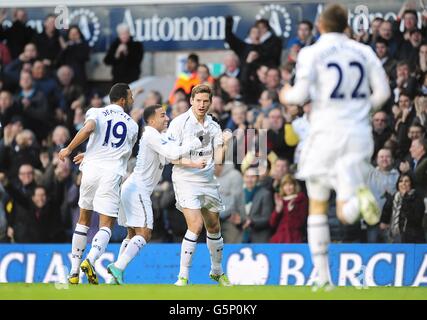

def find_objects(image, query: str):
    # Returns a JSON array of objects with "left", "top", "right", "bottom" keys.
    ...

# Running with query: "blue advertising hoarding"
[
  {"left": 0, "top": 244, "right": 426, "bottom": 286},
  {"left": 0, "top": 2, "right": 413, "bottom": 52}
]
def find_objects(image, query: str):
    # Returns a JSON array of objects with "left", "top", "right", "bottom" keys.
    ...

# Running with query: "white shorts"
[
  {"left": 173, "top": 180, "right": 224, "bottom": 213},
  {"left": 78, "top": 168, "right": 122, "bottom": 217},
  {"left": 118, "top": 178, "right": 153, "bottom": 229},
  {"left": 297, "top": 129, "right": 373, "bottom": 201}
]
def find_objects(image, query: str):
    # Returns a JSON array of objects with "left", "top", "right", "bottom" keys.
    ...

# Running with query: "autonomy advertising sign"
[
  {"left": 0, "top": 244, "right": 426, "bottom": 286},
  {"left": 0, "top": 2, "right": 413, "bottom": 51}
]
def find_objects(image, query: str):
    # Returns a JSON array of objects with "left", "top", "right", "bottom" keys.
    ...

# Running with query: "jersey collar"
[{"left": 188, "top": 108, "right": 209, "bottom": 128}]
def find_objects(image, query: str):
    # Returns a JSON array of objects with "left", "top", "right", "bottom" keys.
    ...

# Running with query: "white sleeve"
[
  {"left": 84, "top": 108, "right": 98, "bottom": 126},
  {"left": 367, "top": 48, "right": 390, "bottom": 110},
  {"left": 284, "top": 47, "right": 315, "bottom": 105},
  {"left": 165, "top": 118, "right": 182, "bottom": 145},
  {"left": 212, "top": 124, "right": 223, "bottom": 147},
  {"left": 147, "top": 132, "right": 201, "bottom": 161}
]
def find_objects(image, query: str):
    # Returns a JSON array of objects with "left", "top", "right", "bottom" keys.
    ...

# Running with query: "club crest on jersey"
[{"left": 159, "top": 163, "right": 164, "bottom": 170}]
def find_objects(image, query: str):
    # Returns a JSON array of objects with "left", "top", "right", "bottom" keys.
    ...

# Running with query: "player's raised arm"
[
  {"left": 367, "top": 49, "right": 391, "bottom": 110},
  {"left": 58, "top": 118, "right": 96, "bottom": 161},
  {"left": 280, "top": 48, "right": 314, "bottom": 106}
]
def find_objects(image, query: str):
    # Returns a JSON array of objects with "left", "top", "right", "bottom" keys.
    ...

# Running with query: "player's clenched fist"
[
  {"left": 58, "top": 147, "right": 71, "bottom": 161},
  {"left": 222, "top": 130, "right": 233, "bottom": 145}
]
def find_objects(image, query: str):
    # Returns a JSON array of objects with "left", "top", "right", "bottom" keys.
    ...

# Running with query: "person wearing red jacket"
[{"left": 270, "top": 174, "right": 308, "bottom": 243}]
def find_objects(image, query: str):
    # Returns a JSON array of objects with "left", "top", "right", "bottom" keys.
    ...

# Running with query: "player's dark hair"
[
  {"left": 143, "top": 104, "right": 163, "bottom": 123},
  {"left": 320, "top": 3, "right": 348, "bottom": 33},
  {"left": 191, "top": 84, "right": 213, "bottom": 101},
  {"left": 109, "top": 83, "right": 130, "bottom": 103}
]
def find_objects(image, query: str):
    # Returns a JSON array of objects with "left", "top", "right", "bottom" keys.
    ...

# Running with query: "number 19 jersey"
[{"left": 81, "top": 104, "right": 139, "bottom": 176}]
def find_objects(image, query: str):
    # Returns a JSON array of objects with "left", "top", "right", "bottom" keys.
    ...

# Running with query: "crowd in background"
[{"left": 0, "top": 2, "right": 426, "bottom": 245}]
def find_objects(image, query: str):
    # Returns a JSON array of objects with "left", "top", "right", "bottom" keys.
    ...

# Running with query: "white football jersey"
[
  {"left": 80, "top": 104, "right": 139, "bottom": 176},
  {"left": 285, "top": 33, "right": 390, "bottom": 133},
  {"left": 166, "top": 108, "right": 223, "bottom": 183},
  {"left": 131, "top": 125, "right": 202, "bottom": 194}
]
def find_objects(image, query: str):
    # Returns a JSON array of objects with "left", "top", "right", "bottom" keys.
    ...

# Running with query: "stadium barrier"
[{"left": 0, "top": 244, "right": 426, "bottom": 286}]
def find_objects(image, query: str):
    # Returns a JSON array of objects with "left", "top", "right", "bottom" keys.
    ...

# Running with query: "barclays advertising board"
[
  {"left": 0, "top": 2, "right": 417, "bottom": 51},
  {"left": 0, "top": 244, "right": 426, "bottom": 287}
]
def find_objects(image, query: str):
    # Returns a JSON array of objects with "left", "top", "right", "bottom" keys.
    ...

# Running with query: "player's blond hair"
[
  {"left": 320, "top": 3, "right": 348, "bottom": 33},
  {"left": 191, "top": 84, "right": 213, "bottom": 101}
]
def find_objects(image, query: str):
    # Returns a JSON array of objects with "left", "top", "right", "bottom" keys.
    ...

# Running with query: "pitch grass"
[{"left": 0, "top": 283, "right": 426, "bottom": 300}]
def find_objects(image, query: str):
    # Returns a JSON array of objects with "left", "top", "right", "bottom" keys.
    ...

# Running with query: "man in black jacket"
[
  {"left": 104, "top": 23, "right": 144, "bottom": 84},
  {"left": 255, "top": 19, "right": 283, "bottom": 68}
]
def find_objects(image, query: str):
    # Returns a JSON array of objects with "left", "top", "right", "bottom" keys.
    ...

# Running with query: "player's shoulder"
[
  {"left": 169, "top": 110, "right": 191, "bottom": 127},
  {"left": 207, "top": 114, "right": 221, "bottom": 131},
  {"left": 347, "top": 38, "right": 376, "bottom": 57}
]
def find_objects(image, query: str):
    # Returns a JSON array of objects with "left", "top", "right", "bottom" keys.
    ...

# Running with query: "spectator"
[
  {"left": 258, "top": 89, "right": 279, "bottom": 116},
  {"left": 381, "top": 173, "right": 425, "bottom": 243},
  {"left": 4, "top": 42, "right": 38, "bottom": 85},
  {"left": 224, "top": 77, "right": 243, "bottom": 103},
  {"left": 168, "top": 53, "right": 199, "bottom": 104},
  {"left": 416, "top": 43, "right": 427, "bottom": 78},
  {"left": 33, "top": 14, "right": 61, "bottom": 67},
  {"left": 32, "top": 60, "right": 65, "bottom": 110},
  {"left": 267, "top": 108, "right": 298, "bottom": 162},
  {"left": 215, "top": 163, "right": 245, "bottom": 243},
  {"left": 397, "top": 29, "right": 423, "bottom": 68},
  {"left": 104, "top": 23, "right": 144, "bottom": 84},
  {"left": 265, "top": 67, "right": 281, "bottom": 92},
  {"left": 372, "top": 111, "right": 393, "bottom": 160},
  {"left": 15, "top": 70, "right": 51, "bottom": 141},
  {"left": 0, "top": 42, "right": 11, "bottom": 69},
  {"left": 287, "top": 20, "right": 315, "bottom": 49},
  {"left": 196, "top": 64, "right": 215, "bottom": 87},
  {"left": 1, "top": 163, "right": 36, "bottom": 242},
  {"left": 241, "top": 166, "right": 273, "bottom": 243},
  {"left": 0, "top": 90, "right": 18, "bottom": 133},
  {"left": 270, "top": 174, "right": 308, "bottom": 243},
  {"left": 366, "top": 148, "right": 400, "bottom": 242},
  {"left": 375, "top": 37, "right": 397, "bottom": 80},
  {"left": 399, "top": 138, "right": 427, "bottom": 198},
  {"left": 414, "top": 95, "right": 427, "bottom": 126},
  {"left": 255, "top": 19, "right": 282, "bottom": 67},
  {"left": 220, "top": 52, "right": 241, "bottom": 79},
  {"left": 0, "top": 177, "right": 9, "bottom": 242},
  {"left": 392, "top": 61, "right": 418, "bottom": 102},
  {"left": 225, "top": 102, "right": 247, "bottom": 131},
  {"left": 57, "top": 25, "right": 90, "bottom": 87},
  {"left": 0, "top": 9, "right": 35, "bottom": 59},
  {"left": 209, "top": 95, "right": 229, "bottom": 129},
  {"left": 225, "top": 16, "right": 261, "bottom": 64},
  {"left": 378, "top": 20, "right": 399, "bottom": 58},
  {"left": 0, "top": 128, "right": 41, "bottom": 178}
]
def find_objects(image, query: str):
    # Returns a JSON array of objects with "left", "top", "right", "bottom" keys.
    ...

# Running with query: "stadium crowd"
[{"left": 0, "top": 2, "right": 426, "bottom": 245}]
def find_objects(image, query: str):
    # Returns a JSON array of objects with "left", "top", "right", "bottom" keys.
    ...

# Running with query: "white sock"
[
  {"left": 307, "top": 215, "right": 331, "bottom": 285},
  {"left": 118, "top": 238, "right": 130, "bottom": 257},
  {"left": 207, "top": 231, "right": 224, "bottom": 275},
  {"left": 86, "top": 227, "right": 112, "bottom": 265},
  {"left": 342, "top": 196, "right": 360, "bottom": 224},
  {"left": 70, "top": 224, "right": 89, "bottom": 274},
  {"left": 178, "top": 230, "right": 198, "bottom": 279},
  {"left": 115, "top": 235, "right": 146, "bottom": 270}
]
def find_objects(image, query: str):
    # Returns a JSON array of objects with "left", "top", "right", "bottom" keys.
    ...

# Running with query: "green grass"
[{"left": 0, "top": 283, "right": 426, "bottom": 300}]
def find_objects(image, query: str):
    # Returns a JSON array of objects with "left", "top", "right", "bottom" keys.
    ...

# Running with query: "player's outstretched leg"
[
  {"left": 83, "top": 215, "right": 114, "bottom": 284},
  {"left": 105, "top": 237, "right": 130, "bottom": 284},
  {"left": 68, "top": 209, "right": 92, "bottom": 285},
  {"left": 108, "top": 228, "right": 149, "bottom": 285}
]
